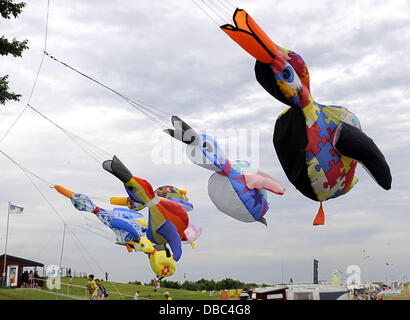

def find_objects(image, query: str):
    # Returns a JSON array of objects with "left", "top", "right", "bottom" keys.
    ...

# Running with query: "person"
[
  {"left": 33, "top": 271, "right": 40, "bottom": 288},
  {"left": 147, "top": 294, "right": 152, "bottom": 300},
  {"left": 28, "top": 270, "right": 34, "bottom": 288},
  {"left": 95, "top": 279, "right": 105, "bottom": 300},
  {"left": 153, "top": 278, "right": 160, "bottom": 292},
  {"left": 87, "top": 274, "right": 98, "bottom": 300},
  {"left": 21, "top": 271, "right": 29, "bottom": 288},
  {"left": 134, "top": 290, "right": 140, "bottom": 300},
  {"left": 164, "top": 291, "right": 172, "bottom": 300},
  {"left": 105, "top": 272, "right": 109, "bottom": 282}
]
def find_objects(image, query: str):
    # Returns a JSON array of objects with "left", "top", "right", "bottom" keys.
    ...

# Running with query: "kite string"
[
  {"left": 0, "top": 0, "right": 51, "bottom": 145},
  {"left": 191, "top": 0, "right": 236, "bottom": 26},
  {"left": 66, "top": 227, "right": 125, "bottom": 300},
  {"left": 28, "top": 104, "right": 112, "bottom": 164},
  {"left": 0, "top": 149, "right": 54, "bottom": 187},
  {"left": 43, "top": 51, "right": 171, "bottom": 129},
  {"left": 215, "top": 0, "right": 236, "bottom": 12},
  {"left": 208, "top": 0, "right": 234, "bottom": 20},
  {"left": 199, "top": 0, "right": 230, "bottom": 24},
  {"left": 191, "top": 0, "right": 222, "bottom": 26}
]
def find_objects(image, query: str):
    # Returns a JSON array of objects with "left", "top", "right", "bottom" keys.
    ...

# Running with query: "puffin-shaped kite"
[
  {"left": 103, "top": 156, "right": 189, "bottom": 261},
  {"left": 220, "top": 9, "right": 392, "bottom": 225},
  {"left": 164, "top": 116, "right": 285, "bottom": 226},
  {"left": 54, "top": 185, "right": 147, "bottom": 252},
  {"left": 110, "top": 185, "right": 201, "bottom": 248}
]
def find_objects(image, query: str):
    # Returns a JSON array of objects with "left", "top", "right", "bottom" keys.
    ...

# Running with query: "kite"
[
  {"left": 55, "top": 185, "right": 178, "bottom": 278},
  {"left": 111, "top": 185, "right": 194, "bottom": 214},
  {"left": 110, "top": 186, "right": 201, "bottom": 248},
  {"left": 103, "top": 156, "right": 189, "bottom": 261},
  {"left": 54, "top": 185, "right": 147, "bottom": 252},
  {"left": 220, "top": 8, "right": 392, "bottom": 225},
  {"left": 126, "top": 238, "right": 176, "bottom": 279},
  {"left": 155, "top": 185, "right": 193, "bottom": 212},
  {"left": 164, "top": 116, "right": 285, "bottom": 225}
]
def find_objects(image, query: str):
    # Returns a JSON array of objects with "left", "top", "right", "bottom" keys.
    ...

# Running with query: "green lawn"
[
  {"left": 0, "top": 277, "right": 222, "bottom": 300},
  {"left": 0, "top": 288, "right": 76, "bottom": 300}
]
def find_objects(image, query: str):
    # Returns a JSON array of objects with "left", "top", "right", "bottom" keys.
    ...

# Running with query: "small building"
[
  {"left": 250, "top": 284, "right": 351, "bottom": 300},
  {"left": 0, "top": 254, "right": 44, "bottom": 288},
  {"left": 251, "top": 286, "right": 287, "bottom": 300}
]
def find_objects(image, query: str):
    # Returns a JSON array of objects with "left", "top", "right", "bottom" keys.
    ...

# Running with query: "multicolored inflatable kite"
[
  {"left": 54, "top": 185, "right": 147, "bottom": 252},
  {"left": 111, "top": 185, "right": 194, "bottom": 214},
  {"left": 103, "top": 156, "right": 189, "bottom": 261},
  {"left": 165, "top": 116, "right": 285, "bottom": 226},
  {"left": 110, "top": 185, "right": 201, "bottom": 248},
  {"left": 220, "top": 8, "right": 392, "bottom": 225}
]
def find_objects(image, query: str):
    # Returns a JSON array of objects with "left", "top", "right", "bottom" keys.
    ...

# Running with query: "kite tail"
[{"left": 313, "top": 202, "right": 325, "bottom": 226}]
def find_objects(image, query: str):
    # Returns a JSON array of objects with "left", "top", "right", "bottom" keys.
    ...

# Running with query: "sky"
[{"left": 1, "top": 0, "right": 409, "bottom": 286}]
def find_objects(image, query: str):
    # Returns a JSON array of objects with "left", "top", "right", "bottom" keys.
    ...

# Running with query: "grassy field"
[
  {"left": 0, "top": 277, "right": 222, "bottom": 300},
  {"left": 383, "top": 285, "right": 410, "bottom": 300},
  {"left": 2, "top": 278, "right": 407, "bottom": 300},
  {"left": 0, "top": 288, "right": 76, "bottom": 300}
]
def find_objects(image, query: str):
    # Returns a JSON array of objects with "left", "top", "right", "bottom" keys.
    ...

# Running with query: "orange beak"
[
  {"left": 221, "top": 9, "right": 286, "bottom": 69},
  {"left": 54, "top": 185, "right": 75, "bottom": 198}
]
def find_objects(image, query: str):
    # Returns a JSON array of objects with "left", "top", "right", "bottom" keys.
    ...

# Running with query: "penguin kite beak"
[
  {"left": 164, "top": 116, "right": 200, "bottom": 145},
  {"left": 220, "top": 8, "right": 286, "bottom": 70},
  {"left": 54, "top": 185, "right": 74, "bottom": 198}
]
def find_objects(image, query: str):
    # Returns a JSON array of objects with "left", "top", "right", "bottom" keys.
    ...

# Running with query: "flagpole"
[
  {"left": 56, "top": 223, "right": 66, "bottom": 300},
  {"left": 2, "top": 202, "right": 10, "bottom": 286}
]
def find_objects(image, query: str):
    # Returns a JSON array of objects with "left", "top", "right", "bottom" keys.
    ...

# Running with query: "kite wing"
[{"left": 242, "top": 169, "right": 285, "bottom": 195}]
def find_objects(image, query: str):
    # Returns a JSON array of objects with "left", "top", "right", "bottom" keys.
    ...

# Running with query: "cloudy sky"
[{"left": 1, "top": 0, "right": 409, "bottom": 286}]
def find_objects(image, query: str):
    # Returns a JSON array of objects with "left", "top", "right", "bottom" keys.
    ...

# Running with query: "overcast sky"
[{"left": 1, "top": 0, "right": 410, "bottom": 286}]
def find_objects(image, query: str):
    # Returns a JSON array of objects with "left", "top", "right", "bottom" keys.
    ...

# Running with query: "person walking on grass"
[
  {"left": 95, "top": 279, "right": 105, "bottom": 300},
  {"left": 87, "top": 274, "right": 98, "bottom": 300}
]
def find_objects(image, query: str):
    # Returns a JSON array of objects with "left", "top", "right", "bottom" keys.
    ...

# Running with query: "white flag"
[{"left": 9, "top": 203, "right": 24, "bottom": 214}]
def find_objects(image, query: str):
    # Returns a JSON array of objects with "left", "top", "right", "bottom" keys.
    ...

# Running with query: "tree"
[{"left": 0, "top": 0, "right": 28, "bottom": 105}]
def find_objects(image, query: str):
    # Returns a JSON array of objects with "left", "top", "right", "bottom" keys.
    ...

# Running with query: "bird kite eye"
[
  {"left": 202, "top": 141, "right": 214, "bottom": 154},
  {"left": 140, "top": 243, "right": 147, "bottom": 249},
  {"left": 74, "top": 201, "right": 80, "bottom": 208},
  {"left": 127, "top": 186, "right": 135, "bottom": 192},
  {"left": 282, "top": 66, "right": 294, "bottom": 82}
]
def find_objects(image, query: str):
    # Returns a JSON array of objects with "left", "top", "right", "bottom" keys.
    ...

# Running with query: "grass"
[
  {"left": 2, "top": 280, "right": 408, "bottom": 300},
  {"left": 0, "top": 277, "right": 223, "bottom": 300},
  {"left": 383, "top": 285, "right": 410, "bottom": 300},
  {"left": 0, "top": 288, "right": 76, "bottom": 300}
]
